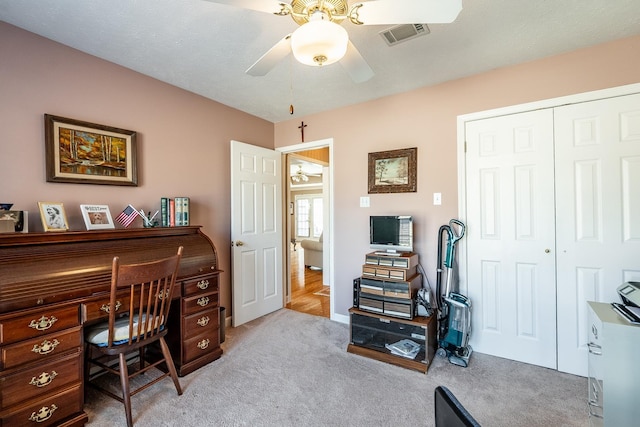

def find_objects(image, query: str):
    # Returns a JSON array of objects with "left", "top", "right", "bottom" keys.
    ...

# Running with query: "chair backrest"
[
  {"left": 104, "top": 246, "right": 183, "bottom": 348},
  {"left": 434, "top": 386, "right": 481, "bottom": 427}
]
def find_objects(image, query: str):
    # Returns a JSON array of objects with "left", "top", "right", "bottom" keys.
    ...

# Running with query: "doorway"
[{"left": 278, "top": 139, "right": 333, "bottom": 319}]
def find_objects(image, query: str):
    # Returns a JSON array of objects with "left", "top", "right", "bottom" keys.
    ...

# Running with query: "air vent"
[{"left": 380, "top": 24, "right": 430, "bottom": 46}]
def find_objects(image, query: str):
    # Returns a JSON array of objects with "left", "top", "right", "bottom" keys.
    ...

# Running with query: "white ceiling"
[{"left": 1, "top": 1, "right": 639, "bottom": 123}]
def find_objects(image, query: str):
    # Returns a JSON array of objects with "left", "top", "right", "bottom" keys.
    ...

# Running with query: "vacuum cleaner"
[{"left": 435, "top": 219, "right": 472, "bottom": 367}]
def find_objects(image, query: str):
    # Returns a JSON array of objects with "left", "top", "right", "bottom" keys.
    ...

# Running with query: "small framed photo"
[
  {"left": 38, "top": 202, "right": 69, "bottom": 232},
  {"left": 0, "top": 210, "right": 28, "bottom": 233},
  {"left": 80, "top": 204, "right": 115, "bottom": 230}
]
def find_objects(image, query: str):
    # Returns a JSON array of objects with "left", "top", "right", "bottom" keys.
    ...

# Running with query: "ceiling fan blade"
[
  {"left": 350, "top": 0, "right": 462, "bottom": 25},
  {"left": 246, "top": 35, "right": 292, "bottom": 76},
  {"left": 202, "top": 0, "right": 287, "bottom": 15},
  {"left": 340, "top": 41, "right": 374, "bottom": 83}
]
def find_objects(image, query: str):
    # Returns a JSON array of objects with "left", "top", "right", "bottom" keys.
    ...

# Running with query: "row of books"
[{"left": 160, "top": 197, "right": 190, "bottom": 227}]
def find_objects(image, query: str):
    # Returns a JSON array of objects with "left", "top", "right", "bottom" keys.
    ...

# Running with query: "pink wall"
[
  {"left": 275, "top": 35, "right": 640, "bottom": 315},
  {"left": 2, "top": 19, "right": 639, "bottom": 320},
  {"left": 0, "top": 22, "right": 274, "bottom": 314}
]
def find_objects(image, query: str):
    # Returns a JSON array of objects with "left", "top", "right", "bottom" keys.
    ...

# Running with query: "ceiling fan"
[
  {"left": 205, "top": 0, "right": 463, "bottom": 83},
  {"left": 291, "top": 164, "right": 321, "bottom": 183}
]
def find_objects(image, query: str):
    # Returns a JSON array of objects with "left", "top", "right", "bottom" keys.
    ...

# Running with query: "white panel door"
[
  {"left": 555, "top": 93, "right": 640, "bottom": 375},
  {"left": 465, "top": 109, "right": 557, "bottom": 368},
  {"left": 231, "top": 140, "right": 283, "bottom": 327}
]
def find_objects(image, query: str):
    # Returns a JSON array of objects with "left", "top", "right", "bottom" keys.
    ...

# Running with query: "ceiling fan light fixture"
[{"left": 290, "top": 14, "right": 348, "bottom": 67}]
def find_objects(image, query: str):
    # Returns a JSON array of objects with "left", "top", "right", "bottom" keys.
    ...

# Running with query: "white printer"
[{"left": 611, "top": 281, "right": 640, "bottom": 324}]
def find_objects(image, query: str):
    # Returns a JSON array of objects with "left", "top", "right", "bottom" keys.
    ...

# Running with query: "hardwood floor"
[{"left": 286, "top": 245, "right": 330, "bottom": 318}]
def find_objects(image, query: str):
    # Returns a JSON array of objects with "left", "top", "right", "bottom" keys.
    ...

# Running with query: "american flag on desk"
[{"left": 115, "top": 204, "right": 140, "bottom": 228}]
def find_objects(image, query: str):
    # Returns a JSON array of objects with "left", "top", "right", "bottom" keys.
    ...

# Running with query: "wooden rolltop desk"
[{"left": 0, "top": 226, "right": 223, "bottom": 426}]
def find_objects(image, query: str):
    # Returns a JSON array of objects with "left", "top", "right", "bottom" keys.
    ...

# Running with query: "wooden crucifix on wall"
[{"left": 298, "top": 121, "right": 307, "bottom": 142}]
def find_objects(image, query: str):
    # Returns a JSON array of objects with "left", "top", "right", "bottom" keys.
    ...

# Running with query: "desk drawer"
[
  {"left": 588, "top": 376, "right": 603, "bottom": 419},
  {"left": 1, "top": 326, "right": 82, "bottom": 370},
  {"left": 0, "top": 305, "right": 79, "bottom": 345},
  {"left": 183, "top": 307, "right": 219, "bottom": 340},
  {"left": 183, "top": 275, "right": 218, "bottom": 297},
  {"left": 82, "top": 286, "right": 180, "bottom": 324},
  {"left": 182, "top": 329, "right": 219, "bottom": 363},
  {"left": 0, "top": 382, "right": 83, "bottom": 427},
  {"left": 81, "top": 292, "right": 134, "bottom": 324},
  {"left": 0, "top": 352, "right": 81, "bottom": 409},
  {"left": 182, "top": 291, "right": 218, "bottom": 316}
]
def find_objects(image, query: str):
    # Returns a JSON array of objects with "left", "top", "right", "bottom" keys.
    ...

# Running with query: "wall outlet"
[{"left": 433, "top": 193, "right": 442, "bottom": 205}]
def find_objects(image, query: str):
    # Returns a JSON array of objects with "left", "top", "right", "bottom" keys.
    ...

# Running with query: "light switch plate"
[
  {"left": 433, "top": 193, "right": 442, "bottom": 205},
  {"left": 360, "top": 196, "right": 370, "bottom": 207}
]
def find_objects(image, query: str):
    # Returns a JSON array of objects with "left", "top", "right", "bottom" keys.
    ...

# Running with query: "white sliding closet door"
[
  {"left": 465, "top": 109, "right": 558, "bottom": 368},
  {"left": 555, "top": 93, "right": 640, "bottom": 375},
  {"left": 462, "top": 89, "right": 640, "bottom": 376}
]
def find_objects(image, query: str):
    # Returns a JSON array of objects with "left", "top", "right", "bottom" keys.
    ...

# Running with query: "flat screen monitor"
[{"left": 369, "top": 215, "right": 413, "bottom": 254}]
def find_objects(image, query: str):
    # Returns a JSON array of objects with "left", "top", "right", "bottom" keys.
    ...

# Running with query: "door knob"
[
  {"left": 234, "top": 241, "right": 244, "bottom": 247},
  {"left": 544, "top": 248, "right": 550, "bottom": 253}
]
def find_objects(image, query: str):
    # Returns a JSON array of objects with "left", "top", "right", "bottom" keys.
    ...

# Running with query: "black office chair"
[{"left": 434, "top": 386, "right": 481, "bottom": 427}]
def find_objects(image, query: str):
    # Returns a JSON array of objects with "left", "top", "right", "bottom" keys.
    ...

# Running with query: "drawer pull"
[
  {"left": 157, "top": 289, "right": 170, "bottom": 300},
  {"left": 31, "top": 339, "right": 60, "bottom": 355},
  {"left": 197, "top": 296, "right": 210, "bottom": 307},
  {"left": 197, "top": 338, "right": 210, "bottom": 350},
  {"left": 197, "top": 279, "right": 210, "bottom": 290},
  {"left": 590, "top": 382, "right": 599, "bottom": 401},
  {"left": 100, "top": 301, "right": 122, "bottom": 313},
  {"left": 197, "top": 316, "right": 210, "bottom": 327},
  {"left": 588, "top": 401, "right": 603, "bottom": 418},
  {"left": 29, "top": 404, "right": 58, "bottom": 423},
  {"left": 28, "top": 315, "right": 58, "bottom": 331},
  {"left": 587, "top": 342, "right": 602, "bottom": 356},
  {"left": 30, "top": 371, "right": 59, "bottom": 388}
]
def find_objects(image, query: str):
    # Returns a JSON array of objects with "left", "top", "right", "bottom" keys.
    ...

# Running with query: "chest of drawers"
[
  {"left": 587, "top": 301, "right": 640, "bottom": 426},
  {"left": 0, "top": 303, "right": 87, "bottom": 427},
  {"left": 164, "top": 273, "right": 222, "bottom": 376}
]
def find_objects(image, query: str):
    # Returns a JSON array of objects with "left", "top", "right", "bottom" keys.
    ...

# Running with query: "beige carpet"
[{"left": 84, "top": 309, "right": 588, "bottom": 426}]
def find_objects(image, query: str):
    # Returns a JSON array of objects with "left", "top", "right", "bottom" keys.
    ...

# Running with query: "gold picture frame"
[
  {"left": 368, "top": 147, "right": 417, "bottom": 194},
  {"left": 38, "top": 202, "right": 69, "bottom": 232},
  {"left": 44, "top": 114, "right": 138, "bottom": 186}
]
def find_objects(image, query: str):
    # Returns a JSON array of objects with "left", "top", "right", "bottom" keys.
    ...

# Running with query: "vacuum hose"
[{"left": 435, "top": 224, "right": 450, "bottom": 311}]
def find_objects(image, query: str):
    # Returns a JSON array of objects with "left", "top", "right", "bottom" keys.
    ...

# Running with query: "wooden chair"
[{"left": 84, "top": 247, "right": 184, "bottom": 427}]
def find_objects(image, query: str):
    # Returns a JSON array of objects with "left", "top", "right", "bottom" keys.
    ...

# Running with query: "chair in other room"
[
  {"left": 300, "top": 232, "right": 323, "bottom": 269},
  {"left": 84, "top": 247, "right": 184, "bottom": 427},
  {"left": 434, "top": 385, "right": 481, "bottom": 427}
]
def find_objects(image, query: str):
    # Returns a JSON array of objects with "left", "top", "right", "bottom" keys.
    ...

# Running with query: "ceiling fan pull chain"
[{"left": 289, "top": 54, "right": 295, "bottom": 115}]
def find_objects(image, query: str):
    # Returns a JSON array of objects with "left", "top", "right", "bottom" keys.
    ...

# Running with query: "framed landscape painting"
[
  {"left": 44, "top": 114, "right": 138, "bottom": 186},
  {"left": 368, "top": 147, "right": 417, "bottom": 194}
]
